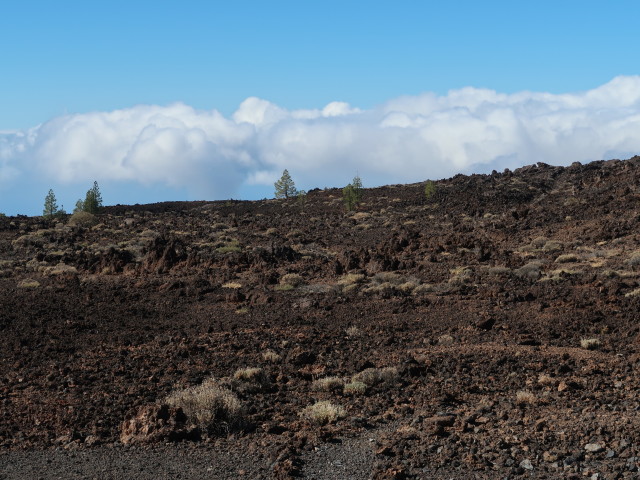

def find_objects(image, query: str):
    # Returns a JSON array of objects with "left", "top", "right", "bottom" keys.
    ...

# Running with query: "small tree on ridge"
[
  {"left": 75, "top": 181, "right": 103, "bottom": 214},
  {"left": 274, "top": 170, "right": 297, "bottom": 199},
  {"left": 343, "top": 175, "right": 363, "bottom": 211},
  {"left": 43, "top": 189, "right": 59, "bottom": 217}
]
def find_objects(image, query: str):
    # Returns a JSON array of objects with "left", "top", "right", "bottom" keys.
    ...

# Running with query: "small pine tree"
[
  {"left": 343, "top": 175, "right": 363, "bottom": 211},
  {"left": 424, "top": 180, "right": 437, "bottom": 200},
  {"left": 43, "top": 189, "right": 59, "bottom": 217},
  {"left": 296, "top": 189, "right": 307, "bottom": 209},
  {"left": 82, "top": 181, "right": 103, "bottom": 214},
  {"left": 274, "top": 170, "right": 297, "bottom": 199},
  {"left": 56, "top": 205, "right": 67, "bottom": 218}
]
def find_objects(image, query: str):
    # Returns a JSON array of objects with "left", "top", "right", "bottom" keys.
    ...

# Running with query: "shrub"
[
  {"left": 352, "top": 367, "right": 399, "bottom": 387},
  {"left": 233, "top": 367, "right": 268, "bottom": 384},
  {"left": 18, "top": 279, "right": 40, "bottom": 289},
  {"left": 346, "top": 325, "right": 362, "bottom": 338},
  {"left": 68, "top": 211, "right": 98, "bottom": 227},
  {"left": 262, "top": 350, "right": 281, "bottom": 363},
  {"left": 555, "top": 254, "right": 578, "bottom": 263},
  {"left": 514, "top": 261, "right": 543, "bottom": 280},
  {"left": 300, "top": 401, "right": 346, "bottom": 425},
  {"left": 343, "top": 381, "right": 367, "bottom": 395},
  {"left": 538, "top": 374, "right": 557, "bottom": 386},
  {"left": 280, "top": 273, "right": 305, "bottom": 288},
  {"left": 580, "top": 338, "right": 601, "bottom": 350},
  {"left": 311, "top": 376, "right": 344, "bottom": 392},
  {"left": 165, "top": 377, "right": 243, "bottom": 431},
  {"left": 412, "top": 283, "right": 436, "bottom": 295},
  {"left": 216, "top": 240, "right": 242, "bottom": 254},
  {"left": 337, "top": 273, "right": 366, "bottom": 286},
  {"left": 424, "top": 180, "right": 437, "bottom": 200},
  {"left": 542, "top": 240, "right": 563, "bottom": 252},
  {"left": 515, "top": 390, "right": 536, "bottom": 405},
  {"left": 437, "top": 334, "right": 454, "bottom": 345},
  {"left": 626, "top": 251, "right": 640, "bottom": 268},
  {"left": 530, "top": 236, "right": 548, "bottom": 249},
  {"left": 448, "top": 266, "right": 473, "bottom": 285}
]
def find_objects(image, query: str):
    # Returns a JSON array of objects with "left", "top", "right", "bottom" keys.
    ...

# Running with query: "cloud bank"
[{"left": 2, "top": 76, "right": 640, "bottom": 209}]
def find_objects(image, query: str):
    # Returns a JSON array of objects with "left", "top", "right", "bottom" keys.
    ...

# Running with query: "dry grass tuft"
[
  {"left": 337, "top": 273, "right": 366, "bottom": 286},
  {"left": 346, "top": 325, "right": 362, "bottom": 338},
  {"left": 165, "top": 377, "right": 243, "bottom": 430},
  {"left": 412, "top": 283, "right": 436, "bottom": 295},
  {"left": 555, "top": 254, "right": 579, "bottom": 263},
  {"left": 515, "top": 390, "right": 537, "bottom": 405},
  {"left": 233, "top": 367, "right": 268, "bottom": 383},
  {"left": 626, "top": 251, "right": 640, "bottom": 268},
  {"left": 343, "top": 381, "right": 367, "bottom": 395},
  {"left": 624, "top": 288, "right": 640, "bottom": 298},
  {"left": 580, "top": 338, "right": 601, "bottom": 350},
  {"left": 537, "top": 374, "right": 557, "bottom": 386},
  {"left": 262, "top": 350, "right": 281, "bottom": 363},
  {"left": 300, "top": 401, "right": 346, "bottom": 425},
  {"left": 311, "top": 376, "right": 344, "bottom": 392},
  {"left": 514, "top": 261, "right": 543, "bottom": 280},
  {"left": 18, "top": 279, "right": 41, "bottom": 289},
  {"left": 279, "top": 273, "right": 306, "bottom": 288},
  {"left": 352, "top": 367, "right": 399, "bottom": 387},
  {"left": 542, "top": 240, "right": 563, "bottom": 252}
]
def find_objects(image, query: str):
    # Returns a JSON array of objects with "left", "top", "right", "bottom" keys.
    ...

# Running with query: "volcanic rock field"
[{"left": 3, "top": 158, "right": 640, "bottom": 478}]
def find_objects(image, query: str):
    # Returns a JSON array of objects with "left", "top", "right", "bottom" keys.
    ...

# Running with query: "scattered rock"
[
  {"left": 120, "top": 404, "right": 199, "bottom": 444},
  {"left": 585, "top": 443, "right": 604, "bottom": 453}
]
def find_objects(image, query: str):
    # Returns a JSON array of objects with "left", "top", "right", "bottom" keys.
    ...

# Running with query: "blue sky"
[{"left": 1, "top": 1, "right": 640, "bottom": 215}]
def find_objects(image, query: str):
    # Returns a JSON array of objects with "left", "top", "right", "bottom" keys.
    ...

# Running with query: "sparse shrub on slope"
[
  {"left": 301, "top": 401, "right": 346, "bottom": 425},
  {"left": 68, "top": 211, "right": 98, "bottom": 227},
  {"left": 165, "top": 377, "right": 243, "bottom": 433},
  {"left": 311, "top": 376, "right": 344, "bottom": 392}
]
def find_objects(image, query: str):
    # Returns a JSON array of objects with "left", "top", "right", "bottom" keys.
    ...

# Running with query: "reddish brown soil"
[{"left": 3, "top": 157, "right": 640, "bottom": 478}]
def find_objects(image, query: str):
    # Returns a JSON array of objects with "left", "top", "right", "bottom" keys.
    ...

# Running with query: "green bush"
[
  {"left": 68, "top": 211, "right": 98, "bottom": 227},
  {"left": 424, "top": 180, "right": 437, "bottom": 200}
]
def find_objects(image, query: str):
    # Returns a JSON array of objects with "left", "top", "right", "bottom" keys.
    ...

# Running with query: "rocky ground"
[{"left": 2, "top": 157, "right": 640, "bottom": 478}]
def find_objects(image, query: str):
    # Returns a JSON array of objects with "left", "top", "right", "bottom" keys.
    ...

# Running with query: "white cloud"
[{"left": 2, "top": 76, "right": 640, "bottom": 208}]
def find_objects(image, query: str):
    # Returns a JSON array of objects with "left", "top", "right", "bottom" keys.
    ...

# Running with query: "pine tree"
[
  {"left": 82, "top": 181, "right": 103, "bottom": 214},
  {"left": 343, "top": 175, "right": 363, "bottom": 211},
  {"left": 43, "top": 189, "right": 59, "bottom": 217},
  {"left": 274, "top": 170, "right": 297, "bottom": 199},
  {"left": 424, "top": 180, "right": 436, "bottom": 200}
]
